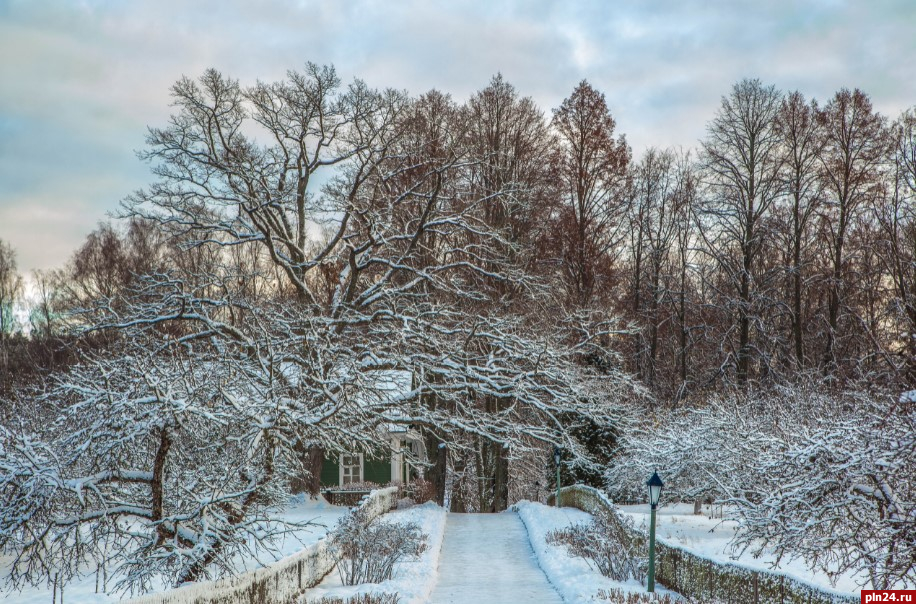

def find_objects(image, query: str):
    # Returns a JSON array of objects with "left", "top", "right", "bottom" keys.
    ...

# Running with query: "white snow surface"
[
  {"left": 619, "top": 503, "right": 865, "bottom": 596},
  {"left": 301, "top": 501, "right": 446, "bottom": 604},
  {"left": 0, "top": 494, "right": 351, "bottom": 604},
  {"left": 428, "top": 510, "right": 563, "bottom": 604},
  {"left": 516, "top": 501, "right": 683, "bottom": 602}
]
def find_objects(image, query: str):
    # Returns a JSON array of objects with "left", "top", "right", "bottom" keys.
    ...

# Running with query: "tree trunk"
[
  {"left": 824, "top": 229, "right": 845, "bottom": 373},
  {"left": 450, "top": 455, "right": 468, "bottom": 513},
  {"left": 435, "top": 443, "right": 448, "bottom": 507},
  {"left": 493, "top": 444, "right": 509, "bottom": 512},
  {"left": 792, "top": 232, "right": 804, "bottom": 368},
  {"left": 737, "top": 267, "right": 751, "bottom": 385},
  {"left": 424, "top": 432, "right": 448, "bottom": 507},
  {"left": 291, "top": 442, "right": 324, "bottom": 496},
  {"left": 305, "top": 445, "right": 324, "bottom": 496}
]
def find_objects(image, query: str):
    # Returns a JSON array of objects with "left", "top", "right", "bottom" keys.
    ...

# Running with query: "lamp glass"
[{"left": 646, "top": 471, "right": 664, "bottom": 507}]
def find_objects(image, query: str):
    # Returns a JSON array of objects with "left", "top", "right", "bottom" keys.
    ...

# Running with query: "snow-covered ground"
[
  {"left": 516, "top": 501, "right": 683, "bottom": 602},
  {"left": 0, "top": 494, "right": 351, "bottom": 604},
  {"left": 619, "top": 503, "right": 864, "bottom": 596},
  {"left": 301, "top": 501, "right": 447, "bottom": 604}
]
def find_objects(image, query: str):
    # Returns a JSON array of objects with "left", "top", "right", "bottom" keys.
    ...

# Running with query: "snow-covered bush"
[
  {"left": 393, "top": 479, "right": 435, "bottom": 509},
  {"left": 557, "top": 484, "right": 859, "bottom": 604},
  {"left": 308, "top": 595, "right": 400, "bottom": 604},
  {"left": 727, "top": 396, "right": 916, "bottom": 590},
  {"left": 330, "top": 508, "right": 427, "bottom": 585},
  {"left": 546, "top": 509, "right": 645, "bottom": 581},
  {"left": 605, "top": 385, "right": 916, "bottom": 589},
  {"left": 604, "top": 389, "right": 798, "bottom": 504},
  {"left": 595, "top": 589, "right": 689, "bottom": 603}
]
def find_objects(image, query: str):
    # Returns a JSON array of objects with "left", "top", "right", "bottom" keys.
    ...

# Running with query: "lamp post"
[
  {"left": 646, "top": 470, "right": 664, "bottom": 593},
  {"left": 553, "top": 446, "right": 561, "bottom": 507}
]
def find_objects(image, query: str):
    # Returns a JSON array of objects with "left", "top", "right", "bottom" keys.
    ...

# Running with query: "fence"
[
  {"left": 127, "top": 486, "right": 399, "bottom": 604},
  {"left": 553, "top": 485, "right": 859, "bottom": 604}
]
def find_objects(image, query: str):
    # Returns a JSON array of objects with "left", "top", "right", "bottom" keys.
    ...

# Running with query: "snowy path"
[{"left": 429, "top": 512, "right": 564, "bottom": 604}]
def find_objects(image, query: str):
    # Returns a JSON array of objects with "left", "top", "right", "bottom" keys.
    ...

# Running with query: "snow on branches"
[
  {"left": 0, "top": 341, "right": 308, "bottom": 593},
  {"left": 0, "top": 66, "right": 641, "bottom": 594},
  {"left": 605, "top": 385, "right": 915, "bottom": 589}
]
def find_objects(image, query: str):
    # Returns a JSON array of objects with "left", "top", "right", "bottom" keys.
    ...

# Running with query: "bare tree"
[
  {"left": 0, "top": 240, "right": 23, "bottom": 373},
  {"left": 550, "top": 80, "right": 631, "bottom": 308},
  {"left": 458, "top": 75, "right": 559, "bottom": 512},
  {"left": 629, "top": 148, "right": 680, "bottom": 386},
  {"left": 667, "top": 153, "right": 701, "bottom": 400},
  {"left": 28, "top": 269, "right": 62, "bottom": 339},
  {"left": 463, "top": 74, "right": 554, "bottom": 277},
  {"left": 699, "top": 79, "right": 784, "bottom": 385},
  {"left": 774, "top": 91, "right": 824, "bottom": 370},
  {"left": 873, "top": 108, "right": 916, "bottom": 381},
  {"left": 816, "top": 89, "right": 889, "bottom": 374}
]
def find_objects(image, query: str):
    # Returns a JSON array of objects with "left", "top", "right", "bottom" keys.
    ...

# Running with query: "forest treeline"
[{"left": 3, "top": 75, "right": 915, "bottom": 398}]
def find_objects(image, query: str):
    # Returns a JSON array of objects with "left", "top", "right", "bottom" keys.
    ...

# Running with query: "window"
[{"left": 340, "top": 454, "right": 362, "bottom": 485}]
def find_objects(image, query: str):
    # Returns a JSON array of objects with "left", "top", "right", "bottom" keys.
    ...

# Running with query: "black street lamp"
[
  {"left": 646, "top": 471, "right": 664, "bottom": 592},
  {"left": 553, "top": 446, "right": 562, "bottom": 507}
]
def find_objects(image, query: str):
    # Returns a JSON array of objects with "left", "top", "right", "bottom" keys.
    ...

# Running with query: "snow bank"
[
  {"left": 300, "top": 502, "right": 447, "bottom": 604},
  {"left": 125, "top": 487, "right": 399, "bottom": 604},
  {"left": 1, "top": 494, "right": 353, "bottom": 604},
  {"left": 558, "top": 485, "right": 859, "bottom": 604},
  {"left": 515, "top": 500, "right": 666, "bottom": 601},
  {"left": 619, "top": 503, "right": 867, "bottom": 596}
]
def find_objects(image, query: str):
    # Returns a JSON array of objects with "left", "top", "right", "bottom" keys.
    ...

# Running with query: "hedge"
[
  {"left": 126, "top": 487, "right": 399, "bottom": 604},
  {"left": 552, "top": 485, "right": 859, "bottom": 604}
]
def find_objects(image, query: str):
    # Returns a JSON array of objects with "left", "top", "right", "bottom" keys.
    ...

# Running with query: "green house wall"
[
  {"left": 364, "top": 459, "right": 390, "bottom": 484},
  {"left": 320, "top": 454, "right": 393, "bottom": 487},
  {"left": 320, "top": 457, "right": 340, "bottom": 486}
]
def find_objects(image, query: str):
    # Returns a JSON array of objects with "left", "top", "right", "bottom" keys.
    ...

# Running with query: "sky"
[{"left": 1, "top": 0, "right": 915, "bottom": 274}]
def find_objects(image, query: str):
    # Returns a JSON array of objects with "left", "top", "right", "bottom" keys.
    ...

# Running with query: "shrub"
[
  {"left": 307, "top": 594, "right": 400, "bottom": 604},
  {"left": 546, "top": 509, "right": 645, "bottom": 581},
  {"left": 406, "top": 478, "right": 436, "bottom": 504},
  {"left": 333, "top": 481, "right": 383, "bottom": 492},
  {"left": 596, "top": 588, "right": 715, "bottom": 603},
  {"left": 330, "top": 508, "right": 427, "bottom": 585}
]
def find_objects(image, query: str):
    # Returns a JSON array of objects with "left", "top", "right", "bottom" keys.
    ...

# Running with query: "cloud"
[{"left": 1, "top": 0, "right": 915, "bottom": 272}]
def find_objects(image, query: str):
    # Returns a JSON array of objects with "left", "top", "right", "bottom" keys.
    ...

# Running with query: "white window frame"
[{"left": 339, "top": 453, "right": 364, "bottom": 486}]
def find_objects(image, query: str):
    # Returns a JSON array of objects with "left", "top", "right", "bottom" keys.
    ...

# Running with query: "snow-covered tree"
[
  {"left": 726, "top": 392, "right": 915, "bottom": 589},
  {"left": 0, "top": 339, "right": 304, "bottom": 592},
  {"left": 0, "top": 65, "right": 640, "bottom": 593},
  {"left": 606, "top": 385, "right": 915, "bottom": 589}
]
